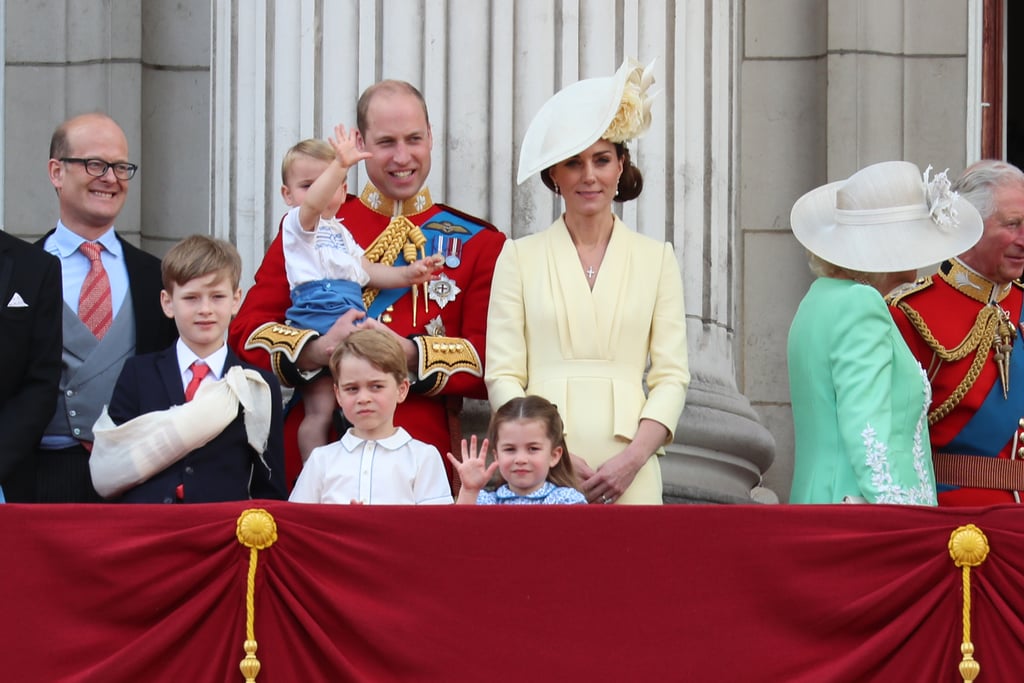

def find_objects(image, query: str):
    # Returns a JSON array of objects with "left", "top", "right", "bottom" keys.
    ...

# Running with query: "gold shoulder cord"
[
  {"left": 361, "top": 216, "right": 426, "bottom": 310},
  {"left": 897, "top": 302, "right": 1004, "bottom": 424}
]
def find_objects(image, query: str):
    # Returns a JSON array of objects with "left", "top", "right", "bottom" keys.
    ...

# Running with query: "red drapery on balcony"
[{"left": 2, "top": 502, "right": 1023, "bottom": 682}]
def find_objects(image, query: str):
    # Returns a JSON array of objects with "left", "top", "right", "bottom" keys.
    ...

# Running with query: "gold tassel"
[
  {"left": 403, "top": 243, "right": 419, "bottom": 327},
  {"left": 948, "top": 524, "right": 989, "bottom": 683},
  {"left": 236, "top": 509, "right": 278, "bottom": 682},
  {"left": 408, "top": 226, "right": 429, "bottom": 316}
]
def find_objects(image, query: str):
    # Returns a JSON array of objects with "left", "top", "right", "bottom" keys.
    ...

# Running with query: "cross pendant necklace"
[{"left": 565, "top": 213, "right": 612, "bottom": 285}]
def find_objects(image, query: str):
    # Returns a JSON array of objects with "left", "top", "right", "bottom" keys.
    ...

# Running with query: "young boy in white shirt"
[{"left": 288, "top": 328, "right": 452, "bottom": 505}]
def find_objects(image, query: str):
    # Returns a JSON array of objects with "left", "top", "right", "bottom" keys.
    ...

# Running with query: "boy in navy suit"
[{"left": 90, "top": 235, "right": 286, "bottom": 502}]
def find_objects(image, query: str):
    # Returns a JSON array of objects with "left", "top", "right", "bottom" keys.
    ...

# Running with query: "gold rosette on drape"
[
  {"left": 236, "top": 509, "right": 278, "bottom": 682},
  {"left": 948, "top": 524, "right": 989, "bottom": 683}
]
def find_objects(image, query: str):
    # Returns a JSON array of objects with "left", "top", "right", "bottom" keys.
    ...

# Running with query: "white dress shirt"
[{"left": 289, "top": 427, "right": 453, "bottom": 505}]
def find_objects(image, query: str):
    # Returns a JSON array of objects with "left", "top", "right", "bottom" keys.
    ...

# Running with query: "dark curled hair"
[{"left": 539, "top": 142, "right": 644, "bottom": 203}]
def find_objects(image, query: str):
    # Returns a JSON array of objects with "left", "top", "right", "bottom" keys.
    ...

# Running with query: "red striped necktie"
[{"left": 78, "top": 241, "right": 112, "bottom": 339}]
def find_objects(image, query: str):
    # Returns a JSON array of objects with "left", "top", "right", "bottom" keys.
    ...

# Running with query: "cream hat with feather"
[
  {"left": 790, "top": 160, "right": 983, "bottom": 272},
  {"left": 517, "top": 58, "right": 656, "bottom": 185}
]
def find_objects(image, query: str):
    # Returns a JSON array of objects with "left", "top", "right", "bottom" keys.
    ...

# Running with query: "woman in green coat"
[{"left": 787, "top": 161, "right": 982, "bottom": 504}]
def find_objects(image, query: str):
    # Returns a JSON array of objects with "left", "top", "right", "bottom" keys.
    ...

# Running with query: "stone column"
[{"left": 654, "top": 0, "right": 776, "bottom": 504}]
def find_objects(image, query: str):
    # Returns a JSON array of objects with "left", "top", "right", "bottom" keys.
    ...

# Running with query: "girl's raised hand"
[{"left": 446, "top": 435, "right": 496, "bottom": 493}]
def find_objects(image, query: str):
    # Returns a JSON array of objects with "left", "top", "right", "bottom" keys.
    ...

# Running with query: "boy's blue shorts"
[{"left": 286, "top": 278, "right": 365, "bottom": 335}]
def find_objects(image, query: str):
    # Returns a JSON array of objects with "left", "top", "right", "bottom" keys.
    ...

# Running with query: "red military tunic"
[
  {"left": 889, "top": 258, "right": 1024, "bottom": 505},
  {"left": 229, "top": 184, "right": 506, "bottom": 488}
]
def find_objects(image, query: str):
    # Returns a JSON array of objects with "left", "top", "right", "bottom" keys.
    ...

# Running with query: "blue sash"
[
  {"left": 366, "top": 210, "right": 485, "bottom": 319},
  {"left": 939, "top": 331, "right": 1024, "bottom": 491},
  {"left": 945, "top": 331, "right": 1024, "bottom": 455}
]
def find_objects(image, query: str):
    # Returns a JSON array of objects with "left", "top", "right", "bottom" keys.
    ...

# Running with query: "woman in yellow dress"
[{"left": 486, "top": 59, "right": 690, "bottom": 504}]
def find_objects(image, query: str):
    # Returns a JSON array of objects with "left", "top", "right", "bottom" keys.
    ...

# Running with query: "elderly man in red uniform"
[
  {"left": 889, "top": 160, "right": 1024, "bottom": 505},
  {"left": 229, "top": 81, "right": 505, "bottom": 487}
]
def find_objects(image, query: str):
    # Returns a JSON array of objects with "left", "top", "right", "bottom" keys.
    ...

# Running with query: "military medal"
[
  {"left": 427, "top": 273, "right": 460, "bottom": 308},
  {"left": 433, "top": 235, "right": 463, "bottom": 268}
]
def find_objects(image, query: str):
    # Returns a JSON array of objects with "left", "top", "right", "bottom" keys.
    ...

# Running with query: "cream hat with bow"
[{"left": 790, "top": 160, "right": 984, "bottom": 272}]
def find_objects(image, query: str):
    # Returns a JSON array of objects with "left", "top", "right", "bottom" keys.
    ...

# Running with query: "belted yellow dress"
[{"left": 485, "top": 217, "right": 690, "bottom": 504}]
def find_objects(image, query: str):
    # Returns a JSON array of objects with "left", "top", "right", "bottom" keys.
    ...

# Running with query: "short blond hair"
[
  {"left": 280, "top": 138, "right": 334, "bottom": 185},
  {"left": 162, "top": 235, "right": 241, "bottom": 292},
  {"left": 329, "top": 329, "right": 407, "bottom": 386}
]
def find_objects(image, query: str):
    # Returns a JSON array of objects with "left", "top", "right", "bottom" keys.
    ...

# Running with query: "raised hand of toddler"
[
  {"left": 405, "top": 253, "right": 444, "bottom": 285},
  {"left": 328, "top": 123, "right": 372, "bottom": 170}
]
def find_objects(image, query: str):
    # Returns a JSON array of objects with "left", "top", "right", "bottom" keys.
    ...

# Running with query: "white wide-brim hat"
[
  {"left": 516, "top": 58, "right": 656, "bottom": 185},
  {"left": 790, "top": 160, "right": 984, "bottom": 272}
]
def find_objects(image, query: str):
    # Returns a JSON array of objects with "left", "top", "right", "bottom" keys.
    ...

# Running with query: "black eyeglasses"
[{"left": 60, "top": 157, "right": 138, "bottom": 180}]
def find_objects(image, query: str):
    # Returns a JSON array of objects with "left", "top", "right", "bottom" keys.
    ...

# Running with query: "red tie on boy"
[
  {"left": 178, "top": 360, "right": 210, "bottom": 500},
  {"left": 184, "top": 360, "right": 209, "bottom": 402}
]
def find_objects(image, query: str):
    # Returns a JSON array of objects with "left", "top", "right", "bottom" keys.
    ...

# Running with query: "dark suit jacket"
[
  {"left": 37, "top": 229, "right": 178, "bottom": 354},
  {"left": 107, "top": 345, "right": 287, "bottom": 503},
  {"left": 0, "top": 232, "right": 62, "bottom": 483}
]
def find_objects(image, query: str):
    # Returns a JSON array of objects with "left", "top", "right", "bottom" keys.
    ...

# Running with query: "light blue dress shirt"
[{"left": 44, "top": 221, "right": 129, "bottom": 315}]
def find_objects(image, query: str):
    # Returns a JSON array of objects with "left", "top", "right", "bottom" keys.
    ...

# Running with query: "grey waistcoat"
[{"left": 42, "top": 292, "right": 137, "bottom": 444}]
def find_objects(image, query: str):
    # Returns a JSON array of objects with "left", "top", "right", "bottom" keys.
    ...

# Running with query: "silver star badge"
[{"left": 427, "top": 273, "right": 460, "bottom": 308}]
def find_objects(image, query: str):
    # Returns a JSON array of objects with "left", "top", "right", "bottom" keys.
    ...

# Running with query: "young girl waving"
[{"left": 448, "top": 396, "right": 587, "bottom": 505}]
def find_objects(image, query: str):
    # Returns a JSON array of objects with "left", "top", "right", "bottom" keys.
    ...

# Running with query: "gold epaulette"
[
  {"left": 244, "top": 322, "right": 318, "bottom": 364},
  {"left": 413, "top": 336, "right": 482, "bottom": 397},
  {"left": 885, "top": 277, "right": 932, "bottom": 306}
]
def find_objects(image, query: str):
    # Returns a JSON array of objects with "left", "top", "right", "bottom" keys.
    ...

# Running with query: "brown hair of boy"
[
  {"left": 161, "top": 234, "right": 242, "bottom": 292},
  {"left": 329, "top": 329, "right": 408, "bottom": 386}
]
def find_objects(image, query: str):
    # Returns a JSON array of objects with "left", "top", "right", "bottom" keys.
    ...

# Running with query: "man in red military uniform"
[
  {"left": 889, "top": 160, "right": 1024, "bottom": 505},
  {"left": 229, "top": 80, "right": 505, "bottom": 488}
]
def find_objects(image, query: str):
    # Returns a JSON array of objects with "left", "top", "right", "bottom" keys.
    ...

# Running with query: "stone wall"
[
  {"left": 739, "top": 0, "right": 975, "bottom": 501},
  {"left": 3, "top": 0, "right": 210, "bottom": 254}
]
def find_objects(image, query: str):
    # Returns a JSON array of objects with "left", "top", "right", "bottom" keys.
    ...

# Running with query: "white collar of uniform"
[
  {"left": 176, "top": 338, "right": 228, "bottom": 380},
  {"left": 340, "top": 426, "right": 413, "bottom": 451},
  {"left": 51, "top": 221, "right": 124, "bottom": 260}
]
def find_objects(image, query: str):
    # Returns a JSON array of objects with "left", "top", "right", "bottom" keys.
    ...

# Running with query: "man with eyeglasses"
[{"left": 5, "top": 113, "right": 176, "bottom": 503}]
